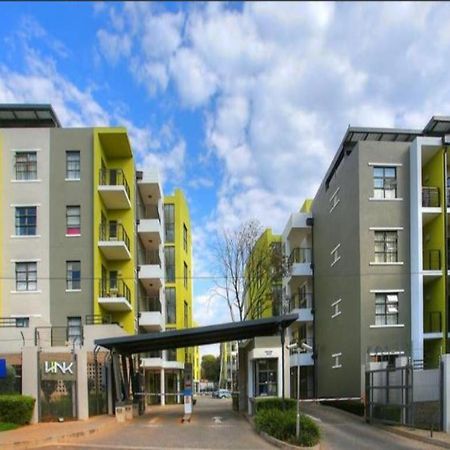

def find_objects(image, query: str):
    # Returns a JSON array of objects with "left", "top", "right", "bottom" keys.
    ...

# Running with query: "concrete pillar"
[
  {"left": 442, "top": 354, "right": 450, "bottom": 432},
  {"left": 160, "top": 368, "right": 165, "bottom": 406},
  {"left": 75, "top": 349, "right": 89, "bottom": 420},
  {"left": 22, "top": 346, "right": 39, "bottom": 424}
]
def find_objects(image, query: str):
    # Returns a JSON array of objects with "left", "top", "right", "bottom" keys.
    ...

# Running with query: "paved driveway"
[{"left": 36, "top": 397, "right": 274, "bottom": 450}]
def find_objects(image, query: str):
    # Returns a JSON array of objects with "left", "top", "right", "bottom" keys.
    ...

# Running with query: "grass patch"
[{"left": 0, "top": 422, "right": 19, "bottom": 432}]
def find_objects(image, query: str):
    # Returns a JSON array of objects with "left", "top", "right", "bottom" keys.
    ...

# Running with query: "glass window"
[
  {"left": 15, "top": 152, "right": 37, "bottom": 180},
  {"left": 255, "top": 359, "right": 278, "bottom": 396},
  {"left": 66, "top": 261, "right": 81, "bottom": 290},
  {"left": 66, "top": 206, "right": 80, "bottom": 235},
  {"left": 15, "top": 262, "right": 37, "bottom": 291},
  {"left": 66, "top": 151, "right": 80, "bottom": 180},
  {"left": 375, "top": 293, "right": 399, "bottom": 325},
  {"left": 15, "top": 317, "right": 29, "bottom": 328},
  {"left": 183, "top": 262, "right": 188, "bottom": 288},
  {"left": 373, "top": 166, "right": 397, "bottom": 199},
  {"left": 165, "top": 247, "right": 175, "bottom": 282},
  {"left": 67, "top": 316, "right": 82, "bottom": 343},
  {"left": 183, "top": 224, "right": 188, "bottom": 251},
  {"left": 374, "top": 231, "right": 398, "bottom": 263},
  {"left": 184, "top": 300, "right": 188, "bottom": 328},
  {"left": 166, "top": 287, "right": 176, "bottom": 324},
  {"left": 15, "top": 207, "right": 36, "bottom": 236},
  {"left": 164, "top": 204, "right": 175, "bottom": 243}
]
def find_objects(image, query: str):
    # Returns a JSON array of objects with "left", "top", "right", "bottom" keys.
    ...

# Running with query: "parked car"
[{"left": 213, "top": 389, "right": 232, "bottom": 399}]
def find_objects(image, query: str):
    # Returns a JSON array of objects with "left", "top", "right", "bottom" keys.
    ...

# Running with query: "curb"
[
  {"left": 1, "top": 418, "right": 123, "bottom": 450},
  {"left": 376, "top": 424, "right": 450, "bottom": 449}
]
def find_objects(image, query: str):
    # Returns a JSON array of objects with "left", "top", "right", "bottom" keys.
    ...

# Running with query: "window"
[
  {"left": 167, "top": 348, "right": 177, "bottom": 361},
  {"left": 15, "top": 152, "right": 37, "bottom": 180},
  {"left": 183, "top": 224, "right": 188, "bottom": 251},
  {"left": 67, "top": 317, "right": 82, "bottom": 343},
  {"left": 15, "top": 317, "right": 29, "bottom": 328},
  {"left": 183, "top": 262, "right": 188, "bottom": 288},
  {"left": 331, "top": 299, "right": 342, "bottom": 319},
  {"left": 166, "top": 287, "right": 176, "bottom": 324},
  {"left": 66, "top": 261, "right": 81, "bottom": 290},
  {"left": 375, "top": 293, "right": 399, "bottom": 325},
  {"left": 330, "top": 244, "right": 341, "bottom": 266},
  {"left": 374, "top": 231, "right": 398, "bottom": 263},
  {"left": 66, "top": 206, "right": 81, "bottom": 235},
  {"left": 164, "top": 204, "right": 175, "bottom": 243},
  {"left": 15, "top": 207, "right": 36, "bottom": 236},
  {"left": 15, "top": 262, "right": 37, "bottom": 291},
  {"left": 373, "top": 166, "right": 397, "bottom": 199},
  {"left": 332, "top": 353, "right": 342, "bottom": 369},
  {"left": 329, "top": 187, "right": 340, "bottom": 213},
  {"left": 66, "top": 151, "right": 80, "bottom": 180},
  {"left": 184, "top": 300, "right": 188, "bottom": 328},
  {"left": 165, "top": 247, "right": 175, "bottom": 282},
  {"left": 255, "top": 359, "right": 278, "bottom": 396}
]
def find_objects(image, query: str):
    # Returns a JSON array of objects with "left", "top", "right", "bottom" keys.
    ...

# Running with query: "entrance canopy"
[{"left": 95, "top": 314, "right": 298, "bottom": 355}]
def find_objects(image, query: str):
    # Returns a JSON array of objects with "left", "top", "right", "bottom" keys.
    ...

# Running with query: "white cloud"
[{"left": 97, "top": 29, "right": 132, "bottom": 65}]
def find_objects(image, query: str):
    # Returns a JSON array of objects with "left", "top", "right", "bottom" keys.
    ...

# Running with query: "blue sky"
[{"left": 2, "top": 2, "right": 450, "bottom": 355}]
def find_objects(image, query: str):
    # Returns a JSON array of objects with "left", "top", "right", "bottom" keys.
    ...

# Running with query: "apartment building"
[{"left": 219, "top": 341, "right": 238, "bottom": 390}]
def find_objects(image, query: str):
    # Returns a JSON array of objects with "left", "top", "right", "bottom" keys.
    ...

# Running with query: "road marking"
[
  {"left": 212, "top": 416, "right": 223, "bottom": 424},
  {"left": 305, "top": 413, "right": 322, "bottom": 423}
]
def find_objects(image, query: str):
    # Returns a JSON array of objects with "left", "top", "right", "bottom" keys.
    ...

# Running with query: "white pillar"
[
  {"left": 75, "top": 349, "right": 89, "bottom": 420},
  {"left": 176, "top": 372, "right": 181, "bottom": 404},
  {"left": 442, "top": 355, "right": 450, "bottom": 432},
  {"left": 160, "top": 368, "right": 165, "bottom": 406},
  {"left": 22, "top": 347, "right": 39, "bottom": 424}
]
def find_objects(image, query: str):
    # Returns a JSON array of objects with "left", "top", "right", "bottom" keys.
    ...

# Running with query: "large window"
[
  {"left": 66, "top": 206, "right": 81, "bottom": 235},
  {"left": 373, "top": 166, "right": 397, "bottom": 199},
  {"left": 183, "top": 223, "right": 188, "bottom": 251},
  {"left": 375, "top": 293, "right": 399, "bottom": 325},
  {"left": 165, "top": 247, "right": 175, "bottom": 282},
  {"left": 67, "top": 316, "right": 82, "bottom": 343},
  {"left": 374, "top": 231, "right": 398, "bottom": 263},
  {"left": 15, "top": 152, "right": 37, "bottom": 180},
  {"left": 164, "top": 204, "right": 175, "bottom": 243},
  {"left": 255, "top": 359, "right": 278, "bottom": 397},
  {"left": 166, "top": 287, "right": 176, "bottom": 324},
  {"left": 66, "top": 151, "right": 80, "bottom": 180},
  {"left": 15, "top": 262, "right": 37, "bottom": 291},
  {"left": 66, "top": 261, "right": 81, "bottom": 290},
  {"left": 15, "top": 207, "right": 36, "bottom": 236}
]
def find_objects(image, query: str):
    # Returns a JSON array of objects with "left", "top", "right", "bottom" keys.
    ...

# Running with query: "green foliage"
[
  {"left": 255, "top": 407, "right": 320, "bottom": 447},
  {"left": 255, "top": 397, "right": 296, "bottom": 412},
  {"left": 0, "top": 395, "right": 35, "bottom": 425},
  {"left": 0, "top": 422, "right": 19, "bottom": 431},
  {"left": 0, "top": 366, "right": 17, "bottom": 395},
  {"left": 321, "top": 400, "right": 365, "bottom": 417},
  {"left": 201, "top": 354, "right": 220, "bottom": 382}
]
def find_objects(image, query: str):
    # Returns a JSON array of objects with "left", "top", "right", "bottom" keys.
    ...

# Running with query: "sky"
[{"left": 1, "top": 1, "right": 450, "bottom": 356}]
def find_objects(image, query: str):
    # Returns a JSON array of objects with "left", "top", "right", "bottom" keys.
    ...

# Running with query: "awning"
[{"left": 95, "top": 314, "right": 298, "bottom": 354}]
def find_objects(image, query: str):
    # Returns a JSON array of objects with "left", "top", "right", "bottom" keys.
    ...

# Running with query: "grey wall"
[{"left": 49, "top": 129, "right": 93, "bottom": 326}]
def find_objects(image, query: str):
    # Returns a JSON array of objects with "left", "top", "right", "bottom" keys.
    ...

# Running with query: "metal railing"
[
  {"left": 99, "top": 279, "right": 131, "bottom": 302},
  {"left": 423, "top": 249, "right": 441, "bottom": 270},
  {"left": 139, "top": 249, "right": 161, "bottom": 265},
  {"left": 99, "top": 168, "right": 130, "bottom": 200},
  {"left": 35, "top": 326, "right": 84, "bottom": 347},
  {"left": 288, "top": 247, "right": 312, "bottom": 265},
  {"left": 140, "top": 205, "right": 160, "bottom": 221},
  {"left": 422, "top": 187, "right": 440, "bottom": 207},
  {"left": 99, "top": 223, "right": 130, "bottom": 251},
  {"left": 85, "top": 314, "right": 112, "bottom": 325},
  {"left": 139, "top": 297, "right": 161, "bottom": 313},
  {"left": 290, "top": 293, "right": 313, "bottom": 310},
  {"left": 424, "top": 311, "right": 442, "bottom": 333}
]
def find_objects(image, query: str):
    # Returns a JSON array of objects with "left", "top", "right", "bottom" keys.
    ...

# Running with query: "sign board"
[
  {"left": 41, "top": 360, "right": 76, "bottom": 381},
  {"left": 184, "top": 363, "right": 192, "bottom": 389},
  {"left": 0, "top": 359, "right": 6, "bottom": 378}
]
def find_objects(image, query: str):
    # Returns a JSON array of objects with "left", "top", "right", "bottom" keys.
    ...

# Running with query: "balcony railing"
[
  {"left": 99, "top": 223, "right": 130, "bottom": 250},
  {"left": 99, "top": 279, "right": 131, "bottom": 302},
  {"left": 422, "top": 187, "right": 440, "bottom": 208},
  {"left": 290, "top": 293, "right": 313, "bottom": 310},
  {"left": 99, "top": 168, "right": 130, "bottom": 200},
  {"left": 423, "top": 249, "right": 441, "bottom": 271},
  {"left": 140, "top": 205, "right": 160, "bottom": 221},
  {"left": 139, "top": 249, "right": 161, "bottom": 265},
  {"left": 288, "top": 247, "right": 312, "bottom": 265},
  {"left": 424, "top": 311, "right": 442, "bottom": 333},
  {"left": 0, "top": 317, "right": 29, "bottom": 328},
  {"left": 85, "top": 314, "right": 112, "bottom": 325},
  {"left": 139, "top": 297, "right": 161, "bottom": 313}
]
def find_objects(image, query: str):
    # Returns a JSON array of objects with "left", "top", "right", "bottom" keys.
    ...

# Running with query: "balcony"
[
  {"left": 138, "top": 205, "right": 162, "bottom": 249},
  {"left": 98, "top": 279, "right": 132, "bottom": 312},
  {"left": 287, "top": 248, "right": 313, "bottom": 278},
  {"left": 98, "top": 223, "right": 131, "bottom": 260},
  {"left": 289, "top": 293, "right": 313, "bottom": 322},
  {"left": 138, "top": 250, "right": 163, "bottom": 290},
  {"left": 424, "top": 311, "right": 443, "bottom": 339},
  {"left": 98, "top": 168, "right": 131, "bottom": 210},
  {"left": 137, "top": 170, "right": 162, "bottom": 203},
  {"left": 423, "top": 249, "right": 442, "bottom": 281},
  {"left": 85, "top": 314, "right": 112, "bottom": 325},
  {"left": 422, "top": 187, "right": 441, "bottom": 224},
  {"left": 139, "top": 299, "right": 163, "bottom": 332}
]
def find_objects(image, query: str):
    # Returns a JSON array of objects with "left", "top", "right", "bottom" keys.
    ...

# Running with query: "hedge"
[
  {"left": 0, "top": 395, "right": 35, "bottom": 425},
  {"left": 255, "top": 397, "right": 296, "bottom": 412},
  {"left": 255, "top": 407, "right": 320, "bottom": 447}
]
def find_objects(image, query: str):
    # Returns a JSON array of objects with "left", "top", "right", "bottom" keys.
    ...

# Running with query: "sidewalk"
[
  {"left": 0, "top": 414, "right": 121, "bottom": 450},
  {"left": 381, "top": 424, "right": 450, "bottom": 449}
]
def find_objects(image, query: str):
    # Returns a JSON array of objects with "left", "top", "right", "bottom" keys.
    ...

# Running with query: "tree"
[
  {"left": 213, "top": 220, "right": 288, "bottom": 322},
  {"left": 201, "top": 354, "right": 220, "bottom": 382}
]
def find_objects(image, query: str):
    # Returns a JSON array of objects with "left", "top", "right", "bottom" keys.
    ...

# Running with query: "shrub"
[
  {"left": 321, "top": 400, "right": 365, "bottom": 417},
  {"left": 255, "top": 397, "right": 296, "bottom": 412},
  {"left": 255, "top": 407, "right": 320, "bottom": 447},
  {"left": 0, "top": 395, "right": 35, "bottom": 425},
  {"left": 0, "top": 366, "right": 17, "bottom": 395}
]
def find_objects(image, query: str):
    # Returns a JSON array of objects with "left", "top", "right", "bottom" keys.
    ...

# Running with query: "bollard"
[{"left": 115, "top": 406, "right": 126, "bottom": 423}]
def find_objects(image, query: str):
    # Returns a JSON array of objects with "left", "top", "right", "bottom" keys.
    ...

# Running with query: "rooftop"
[{"left": 0, "top": 104, "right": 61, "bottom": 128}]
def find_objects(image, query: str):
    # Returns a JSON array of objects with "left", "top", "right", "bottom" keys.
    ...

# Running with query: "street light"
[{"left": 286, "top": 340, "right": 313, "bottom": 441}]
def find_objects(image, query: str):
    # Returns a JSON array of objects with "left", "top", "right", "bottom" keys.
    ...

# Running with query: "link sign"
[{"left": 41, "top": 360, "right": 76, "bottom": 381}]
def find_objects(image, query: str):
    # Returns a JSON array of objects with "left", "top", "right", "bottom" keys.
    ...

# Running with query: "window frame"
[
  {"left": 66, "top": 260, "right": 81, "bottom": 291},
  {"left": 15, "top": 262, "right": 37, "bottom": 291},
  {"left": 15, "top": 206, "right": 37, "bottom": 236},
  {"left": 15, "top": 151, "right": 37, "bottom": 181},
  {"left": 183, "top": 223, "right": 188, "bottom": 251},
  {"left": 374, "top": 293, "right": 399, "bottom": 326},
  {"left": 66, "top": 205, "right": 81, "bottom": 236},
  {"left": 165, "top": 247, "right": 175, "bottom": 283},
  {"left": 166, "top": 287, "right": 176, "bottom": 324},
  {"left": 164, "top": 204, "right": 175, "bottom": 243},
  {"left": 66, "top": 151, "right": 81, "bottom": 180},
  {"left": 373, "top": 166, "right": 397, "bottom": 199},
  {"left": 374, "top": 231, "right": 398, "bottom": 263}
]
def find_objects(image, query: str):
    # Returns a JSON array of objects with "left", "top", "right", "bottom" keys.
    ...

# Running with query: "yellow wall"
[
  {"left": 300, "top": 199, "right": 313, "bottom": 213},
  {"left": 93, "top": 129, "right": 136, "bottom": 334}
]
